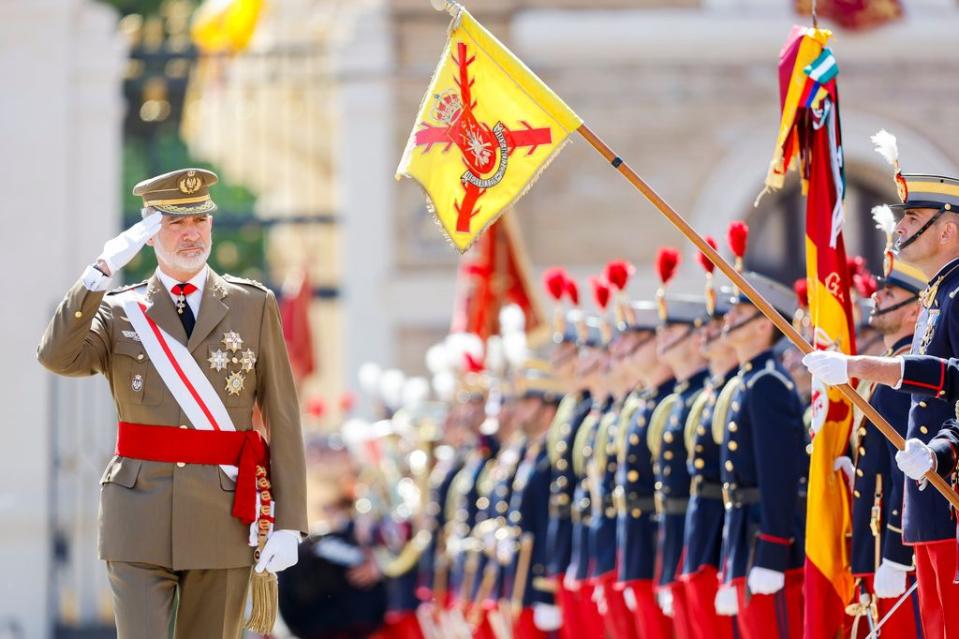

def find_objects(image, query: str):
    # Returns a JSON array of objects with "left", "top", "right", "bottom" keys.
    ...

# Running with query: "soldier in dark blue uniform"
[
  {"left": 614, "top": 300, "right": 675, "bottom": 639},
  {"left": 650, "top": 289, "right": 710, "bottom": 639},
  {"left": 803, "top": 170, "right": 959, "bottom": 638},
  {"left": 499, "top": 362, "right": 565, "bottom": 639},
  {"left": 679, "top": 282, "right": 738, "bottom": 638},
  {"left": 718, "top": 271, "right": 805, "bottom": 639}
]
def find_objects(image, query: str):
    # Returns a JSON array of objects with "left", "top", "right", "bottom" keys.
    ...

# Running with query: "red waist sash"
[{"left": 116, "top": 421, "right": 270, "bottom": 526}]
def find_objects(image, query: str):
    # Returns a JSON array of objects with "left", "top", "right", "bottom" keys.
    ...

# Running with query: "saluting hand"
[{"left": 97, "top": 209, "right": 163, "bottom": 276}]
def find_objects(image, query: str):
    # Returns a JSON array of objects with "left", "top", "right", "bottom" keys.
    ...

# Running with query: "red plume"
[
  {"left": 565, "top": 278, "right": 580, "bottom": 306},
  {"left": 696, "top": 236, "right": 719, "bottom": 274},
  {"left": 847, "top": 255, "right": 867, "bottom": 279},
  {"left": 793, "top": 278, "right": 809, "bottom": 308},
  {"left": 543, "top": 267, "right": 568, "bottom": 302},
  {"left": 727, "top": 221, "right": 749, "bottom": 259},
  {"left": 590, "top": 276, "right": 611, "bottom": 311},
  {"left": 464, "top": 352, "right": 484, "bottom": 373},
  {"left": 604, "top": 260, "right": 635, "bottom": 292},
  {"left": 854, "top": 271, "right": 878, "bottom": 299},
  {"left": 307, "top": 396, "right": 327, "bottom": 419},
  {"left": 656, "top": 247, "right": 681, "bottom": 286}
]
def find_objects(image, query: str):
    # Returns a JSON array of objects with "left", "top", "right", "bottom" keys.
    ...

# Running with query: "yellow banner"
[{"left": 396, "top": 8, "right": 582, "bottom": 252}]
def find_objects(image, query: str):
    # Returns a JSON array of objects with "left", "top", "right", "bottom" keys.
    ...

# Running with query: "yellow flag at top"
[{"left": 396, "top": 6, "right": 583, "bottom": 252}]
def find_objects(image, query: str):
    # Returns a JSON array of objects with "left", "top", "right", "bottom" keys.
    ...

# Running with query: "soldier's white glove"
[
  {"left": 802, "top": 351, "right": 851, "bottom": 386},
  {"left": 563, "top": 570, "right": 579, "bottom": 592},
  {"left": 896, "top": 438, "right": 936, "bottom": 480},
  {"left": 496, "top": 536, "right": 514, "bottom": 566},
  {"left": 623, "top": 585, "right": 637, "bottom": 611},
  {"left": 715, "top": 583, "right": 738, "bottom": 615},
  {"left": 833, "top": 456, "right": 855, "bottom": 492},
  {"left": 532, "top": 603, "right": 562, "bottom": 631},
  {"left": 656, "top": 588, "right": 673, "bottom": 617},
  {"left": 254, "top": 529, "right": 300, "bottom": 574},
  {"left": 98, "top": 210, "right": 163, "bottom": 275},
  {"left": 747, "top": 567, "right": 784, "bottom": 595},
  {"left": 874, "top": 559, "right": 910, "bottom": 598}
]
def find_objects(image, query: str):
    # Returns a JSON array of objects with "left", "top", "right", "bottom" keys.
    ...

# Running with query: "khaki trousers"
[{"left": 107, "top": 561, "right": 251, "bottom": 639}]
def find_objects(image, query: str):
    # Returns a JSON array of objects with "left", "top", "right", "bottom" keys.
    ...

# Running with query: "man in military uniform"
[
  {"left": 542, "top": 273, "right": 593, "bottom": 639},
  {"left": 499, "top": 362, "right": 564, "bottom": 639},
  {"left": 650, "top": 290, "right": 710, "bottom": 639},
  {"left": 803, "top": 172, "right": 959, "bottom": 639},
  {"left": 614, "top": 300, "right": 675, "bottom": 639},
  {"left": 718, "top": 271, "right": 805, "bottom": 639},
  {"left": 37, "top": 169, "right": 308, "bottom": 637},
  {"left": 679, "top": 281, "right": 738, "bottom": 639}
]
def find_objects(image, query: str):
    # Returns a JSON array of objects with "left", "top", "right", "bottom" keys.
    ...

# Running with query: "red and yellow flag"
[
  {"left": 396, "top": 7, "right": 582, "bottom": 252},
  {"left": 761, "top": 26, "right": 855, "bottom": 639}
]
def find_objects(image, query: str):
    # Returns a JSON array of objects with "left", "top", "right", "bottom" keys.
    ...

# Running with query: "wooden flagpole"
[{"left": 575, "top": 122, "right": 959, "bottom": 511}]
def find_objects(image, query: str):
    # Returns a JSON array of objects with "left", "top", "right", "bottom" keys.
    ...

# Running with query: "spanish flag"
[
  {"left": 191, "top": 0, "right": 265, "bottom": 54},
  {"left": 761, "top": 26, "right": 855, "bottom": 639},
  {"left": 396, "top": 7, "right": 582, "bottom": 252}
]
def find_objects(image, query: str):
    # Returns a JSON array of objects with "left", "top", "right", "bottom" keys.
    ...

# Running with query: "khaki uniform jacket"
[{"left": 37, "top": 269, "right": 308, "bottom": 570}]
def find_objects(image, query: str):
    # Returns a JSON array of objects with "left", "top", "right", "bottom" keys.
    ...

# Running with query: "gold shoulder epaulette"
[
  {"left": 547, "top": 394, "right": 576, "bottom": 467},
  {"left": 647, "top": 394, "right": 680, "bottom": 460},
  {"left": 380, "top": 529, "right": 432, "bottom": 578},
  {"left": 711, "top": 376, "right": 743, "bottom": 446},
  {"left": 572, "top": 412, "right": 600, "bottom": 478}
]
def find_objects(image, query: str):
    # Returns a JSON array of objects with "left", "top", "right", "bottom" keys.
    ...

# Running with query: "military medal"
[
  {"left": 131, "top": 374, "right": 143, "bottom": 392},
  {"left": 225, "top": 371, "right": 245, "bottom": 396},
  {"left": 221, "top": 331, "right": 243, "bottom": 353},
  {"left": 240, "top": 349, "right": 257, "bottom": 372},
  {"left": 208, "top": 349, "right": 229, "bottom": 372}
]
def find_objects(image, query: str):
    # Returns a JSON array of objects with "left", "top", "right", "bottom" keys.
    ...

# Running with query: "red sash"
[{"left": 116, "top": 421, "right": 271, "bottom": 527}]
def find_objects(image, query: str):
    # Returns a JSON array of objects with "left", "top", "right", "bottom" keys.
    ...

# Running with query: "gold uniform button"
[
  {"left": 858, "top": 446, "right": 866, "bottom": 456},
  {"left": 557, "top": 459, "right": 568, "bottom": 471},
  {"left": 630, "top": 434, "right": 640, "bottom": 445},
  {"left": 664, "top": 432, "right": 674, "bottom": 443},
  {"left": 180, "top": 425, "right": 188, "bottom": 429},
  {"left": 74, "top": 311, "right": 83, "bottom": 319},
  {"left": 697, "top": 426, "right": 706, "bottom": 436},
  {"left": 631, "top": 508, "right": 642, "bottom": 518},
  {"left": 137, "top": 354, "right": 144, "bottom": 361},
  {"left": 920, "top": 426, "right": 929, "bottom": 435},
  {"left": 694, "top": 458, "right": 705, "bottom": 469},
  {"left": 728, "top": 422, "right": 738, "bottom": 433},
  {"left": 725, "top": 460, "right": 734, "bottom": 471},
  {"left": 628, "top": 470, "right": 639, "bottom": 482},
  {"left": 728, "top": 441, "right": 738, "bottom": 451},
  {"left": 858, "top": 427, "right": 866, "bottom": 438},
  {"left": 919, "top": 401, "right": 927, "bottom": 408},
  {"left": 176, "top": 462, "right": 186, "bottom": 468},
  {"left": 853, "top": 490, "right": 861, "bottom": 498},
  {"left": 664, "top": 451, "right": 674, "bottom": 460},
  {"left": 856, "top": 469, "right": 863, "bottom": 477}
]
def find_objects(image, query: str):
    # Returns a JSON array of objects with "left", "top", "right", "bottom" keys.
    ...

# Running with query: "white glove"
[
  {"left": 563, "top": 570, "right": 579, "bottom": 592},
  {"left": 802, "top": 351, "right": 851, "bottom": 386},
  {"left": 623, "top": 585, "right": 637, "bottom": 611},
  {"left": 715, "top": 583, "right": 738, "bottom": 616},
  {"left": 532, "top": 603, "right": 562, "bottom": 631},
  {"left": 747, "top": 567, "right": 785, "bottom": 595},
  {"left": 656, "top": 587, "right": 673, "bottom": 617},
  {"left": 254, "top": 529, "right": 300, "bottom": 574},
  {"left": 833, "top": 456, "right": 855, "bottom": 492},
  {"left": 895, "top": 438, "right": 935, "bottom": 480},
  {"left": 496, "top": 536, "right": 514, "bottom": 566},
  {"left": 98, "top": 210, "right": 163, "bottom": 274},
  {"left": 873, "top": 559, "right": 909, "bottom": 599}
]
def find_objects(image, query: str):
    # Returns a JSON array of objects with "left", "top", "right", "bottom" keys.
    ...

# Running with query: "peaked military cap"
[
  {"left": 730, "top": 271, "right": 797, "bottom": 317},
  {"left": 133, "top": 168, "right": 219, "bottom": 216},
  {"left": 890, "top": 174, "right": 959, "bottom": 213},
  {"left": 880, "top": 259, "right": 927, "bottom": 296},
  {"left": 619, "top": 300, "right": 659, "bottom": 332},
  {"left": 658, "top": 294, "right": 710, "bottom": 327}
]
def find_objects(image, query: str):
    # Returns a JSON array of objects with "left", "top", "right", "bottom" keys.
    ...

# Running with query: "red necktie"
[{"left": 171, "top": 283, "right": 198, "bottom": 336}]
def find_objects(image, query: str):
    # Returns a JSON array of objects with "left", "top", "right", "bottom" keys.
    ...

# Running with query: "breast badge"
[
  {"left": 132, "top": 374, "right": 143, "bottom": 392},
  {"left": 211, "top": 332, "right": 255, "bottom": 397},
  {"left": 208, "top": 349, "right": 229, "bottom": 372},
  {"left": 225, "top": 371, "right": 246, "bottom": 396}
]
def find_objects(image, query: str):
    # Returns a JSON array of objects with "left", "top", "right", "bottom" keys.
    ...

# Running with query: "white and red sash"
[{"left": 120, "top": 293, "right": 273, "bottom": 543}]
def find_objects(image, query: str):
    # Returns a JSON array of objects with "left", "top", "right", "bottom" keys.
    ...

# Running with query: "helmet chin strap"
[
  {"left": 723, "top": 309, "right": 763, "bottom": 337},
  {"left": 870, "top": 295, "right": 918, "bottom": 318},
  {"left": 896, "top": 207, "right": 948, "bottom": 251},
  {"left": 658, "top": 325, "right": 694, "bottom": 356}
]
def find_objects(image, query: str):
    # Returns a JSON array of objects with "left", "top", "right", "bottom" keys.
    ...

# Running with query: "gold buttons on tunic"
[
  {"left": 854, "top": 490, "right": 861, "bottom": 498},
  {"left": 856, "top": 469, "right": 863, "bottom": 477},
  {"left": 725, "top": 461, "right": 734, "bottom": 471},
  {"left": 631, "top": 508, "right": 642, "bottom": 518},
  {"left": 177, "top": 462, "right": 186, "bottom": 468},
  {"left": 664, "top": 451, "right": 674, "bottom": 460},
  {"left": 858, "top": 447, "right": 866, "bottom": 456},
  {"left": 920, "top": 426, "right": 929, "bottom": 435},
  {"left": 728, "top": 441, "right": 738, "bottom": 451},
  {"left": 697, "top": 426, "right": 706, "bottom": 436},
  {"left": 694, "top": 458, "right": 705, "bottom": 469},
  {"left": 728, "top": 422, "right": 738, "bottom": 433},
  {"left": 628, "top": 470, "right": 639, "bottom": 482},
  {"left": 74, "top": 311, "right": 83, "bottom": 319},
  {"left": 664, "top": 432, "right": 674, "bottom": 443}
]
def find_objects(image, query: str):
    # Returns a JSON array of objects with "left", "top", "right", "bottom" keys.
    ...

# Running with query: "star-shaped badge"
[
  {"left": 240, "top": 349, "right": 257, "bottom": 372},
  {"left": 208, "top": 349, "right": 229, "bottom": 372},
  {"left": 225, "top": 371, "right": 246, "bottom": 396},
  {"left": 221, "top": 331, "right": 244, "bottom": 353}
]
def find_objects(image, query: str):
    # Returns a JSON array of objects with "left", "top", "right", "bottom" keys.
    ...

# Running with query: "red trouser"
[
  {"left": 849, "top": 574, "right": 919, "bottom": 639},
  {"left": 622, "top": 579, "right": 672, "bottom": 639},
  {"left": 733, "top": 571, "right": 803, "bottom": 639},
  {"left": 596, "top": 572, "right": 639, "bottom": 639},
  {"left": 555, "top": 577, "right": 586, "bottom": 639},
  {"left": 513, "top": 607, "right": 549, "bottom": 639},
  {"left": 574, "top": 580, "right": 606, "bottom": 639},
  {"left": 680, "top": 566, "right": 735, "bottom": 639},
  {"left": 914, "top": 540, "right": 959, "bottom": 639},
  {"left": 371, "top": 611, "right": 424, "bottom": 639}
]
